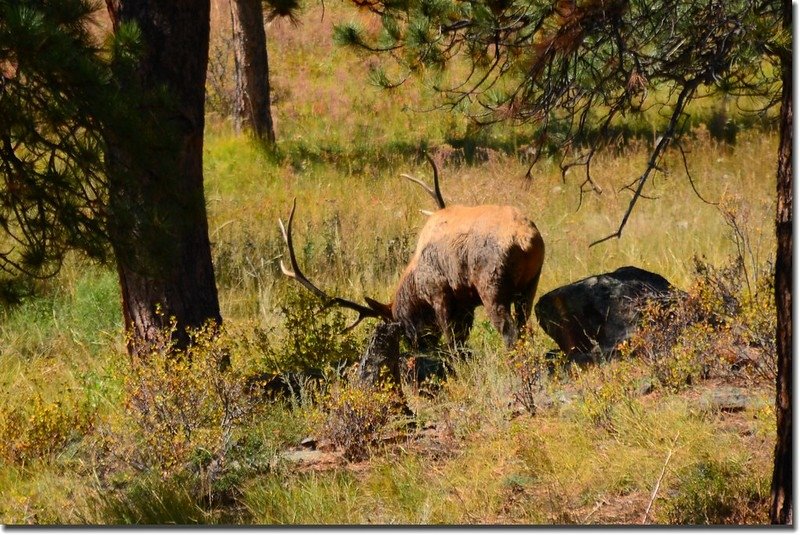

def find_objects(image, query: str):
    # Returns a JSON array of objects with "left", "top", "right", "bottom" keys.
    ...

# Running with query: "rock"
[
  {"left": 280, "top": 448, "right": 341, "bottom": 468},
  {"left": 535, "top": 266, "right": 677, "bottom": 358},
  {"left": 299, "top": 437, "right": 317, "bottom": 449},
  {"left": 280, "top": 449, "right": 323, "bottom": 464},
  {"left": 699, "top": 387, "right": 764, "bottom": 413},
  {"left": 636, "top": 377, "right": 655, "bottom": 396}
]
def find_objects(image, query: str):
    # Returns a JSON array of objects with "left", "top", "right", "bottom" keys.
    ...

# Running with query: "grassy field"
[{"left": 0, "top": 0, "right": 780, "bottom": 525}]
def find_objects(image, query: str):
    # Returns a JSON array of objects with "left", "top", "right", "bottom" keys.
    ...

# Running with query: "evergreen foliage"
[
  {"left": 0, "top": 0, "right": 181, "bottom": 283},
  {"left": 336, "top": 0, "right": 787, "bottom": 241},
  {"left": 0, "top": 0, "right": 114, "bottom": 278}
]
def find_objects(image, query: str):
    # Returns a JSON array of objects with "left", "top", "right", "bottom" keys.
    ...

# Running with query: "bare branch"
[
  {"left": 676, "top": 141, "right": 718, "bottom": 206},
  {"left": 590, "top": 80, "right": 699, "bottom": 247}
]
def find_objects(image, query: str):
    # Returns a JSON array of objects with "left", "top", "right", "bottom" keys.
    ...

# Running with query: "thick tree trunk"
[
  {"left": 770, "top": 1, "right": 792, "bottom": 523},
  {"left": 230, "top": 0, "right": 275, "bottom": 143},
  {"left": 105, "top": 0, "right": 222, "bottom": 355}
]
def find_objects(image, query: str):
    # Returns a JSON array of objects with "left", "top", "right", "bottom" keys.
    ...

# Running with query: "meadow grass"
[
  {"left": 204, "top": 126, "right": 777, "bottom": 338},
  {"left": 0, "top": 134, "right": 777, "bottom": 526},
  {"left": 0, "top": 0, "right": 781, "bottom": 525},
  {"left": 240, "top": 356, "right": 773, "bottom": 525}
]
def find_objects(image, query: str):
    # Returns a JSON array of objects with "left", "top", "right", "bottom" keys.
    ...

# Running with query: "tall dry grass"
[
  {"left": 205, "top": 128, "right": 777, "bottom": 339},
  {"left": 0, "top": 0, "right": 780, "bottom": 525}
]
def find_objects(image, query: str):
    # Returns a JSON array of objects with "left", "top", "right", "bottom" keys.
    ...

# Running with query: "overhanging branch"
[{"left": 590, "top": 80, "right": 699, "bottom": 247}]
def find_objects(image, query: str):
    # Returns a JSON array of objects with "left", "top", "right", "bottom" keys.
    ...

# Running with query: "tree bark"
[
  {"left": 230, "top": 0, "right": 276, "bottom": 143},
  {"left": 770, "top": 0, "right": 792, "bottom": 524},
  {"left": 104, "top": 0, "right": 222, "bottom": 355}
]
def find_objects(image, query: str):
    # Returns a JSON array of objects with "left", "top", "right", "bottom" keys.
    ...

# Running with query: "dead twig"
[
  {"left": 642, "top": 432, "right": 680, "bottom": 524},
  {"left": 582, "top": 498, "right": 608, "bottom": 523}
]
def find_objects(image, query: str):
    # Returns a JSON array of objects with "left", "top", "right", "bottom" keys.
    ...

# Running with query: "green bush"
[
  {"left": 257, "top": 287, "right": 363, "bottom": 374},
  {"left": 658, "top": 457, "right": 769, "bottom": 525}
]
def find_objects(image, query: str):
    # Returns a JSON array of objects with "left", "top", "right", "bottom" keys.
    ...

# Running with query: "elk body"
[
  {"left": 385, "top": 204, "right": 543, "bottom": 348},
  {"left": 280, "top": 159, "right": 544, "bottom": 349}
]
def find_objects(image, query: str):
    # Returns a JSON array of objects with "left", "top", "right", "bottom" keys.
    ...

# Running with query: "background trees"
[
  {"left": 227, "top": 0, "right": 300, "bottom": 143},
  {"left": 229, "top": 0, "right": 276, "bottom": 142},
  {"left": 335, "top": 0, "right": 791, "bottom": 523}
]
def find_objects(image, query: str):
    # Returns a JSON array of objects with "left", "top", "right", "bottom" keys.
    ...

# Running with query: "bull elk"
[{"left": 279, "top": 158, "right": 545, "bottom": 349}]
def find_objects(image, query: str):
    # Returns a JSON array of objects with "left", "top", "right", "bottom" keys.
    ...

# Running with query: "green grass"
[
  {"left": 238, "top": 373, "right": 773, "bottom": 525},
  {"left": 0, "top": 0, "right": 781, "bottom": 525},
  {"left": 204, "top": 126, "right": 777, "bottom": 338}
]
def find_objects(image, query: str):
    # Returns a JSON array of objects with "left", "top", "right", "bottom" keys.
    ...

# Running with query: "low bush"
[
  {"left": 255, "top": 287, "right": 363, "bottom": 375},
  {"left": 507, "top": 334, "right": 566, "bottom": 416},
  {"left": 0, "top": 383, "right": 95, "bottom": 464},
  {"left": 657, "top": 456, "right": 769, "bottom": 525},
  {"left": 104, "top": 321, "right": 265, "bottom": 492},
  {"left": 625, "top": 257, "right": 775, "bottom": 392},
  {"left": 317, "top": 368, "right": 401, "bottom": 461}
]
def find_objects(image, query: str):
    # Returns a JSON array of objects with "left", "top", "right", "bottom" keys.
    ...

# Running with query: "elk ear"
[{"left": 364, "top": 297, "right": 393, "bottom": 321}]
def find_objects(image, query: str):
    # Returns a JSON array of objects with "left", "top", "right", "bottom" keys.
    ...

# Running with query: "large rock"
[{"left": 534, "top": 266, "right": 677, "bottom": 358}]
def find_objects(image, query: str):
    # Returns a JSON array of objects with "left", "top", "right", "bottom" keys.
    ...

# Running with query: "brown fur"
[
  {"left": 280, "top": 198, "right": 544, "bottom": 349},
  {"left": 388, "top": 205, "right": 544, "bottom": 348}
]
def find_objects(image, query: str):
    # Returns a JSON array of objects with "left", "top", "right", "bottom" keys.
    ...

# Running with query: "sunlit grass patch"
[{"left": 243, "top": 470, "right": 365, "bottom": 524}]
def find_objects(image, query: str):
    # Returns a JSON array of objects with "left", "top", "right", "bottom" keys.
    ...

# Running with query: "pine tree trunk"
[
  {"left": 770, "top": 4, "right": 792, "bottom": 522},
  {"left": 104, "top": 0, "right": 222, "bottom": 355},
  {"left": 230, "top": 0, "right": 275, "bottom": 143}
]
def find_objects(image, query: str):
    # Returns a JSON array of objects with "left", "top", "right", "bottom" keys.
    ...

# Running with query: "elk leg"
[
  {"left": 450, "top": 305, "right": 475, "bottom": 350},
  {"left": 484, "top": 302, "right": 518, "bottom": 348},
  {"left": 513, "top": 270, "right": 541, "bottom": 337},
  {"left": 431, "top": 295, "right": 456, "bottom": 349},
  {"left": 432, "top": 294, "right": 477, "bottom": 352}
]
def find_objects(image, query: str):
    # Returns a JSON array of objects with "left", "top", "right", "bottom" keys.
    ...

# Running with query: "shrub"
[
  {"left": 256, "top": 286, "right": 363, "bottom": 375},
  {"left": 625, "top": 257, "right": 775, "bottom": 392},
  {"left": 113, "top": 321, "right": 260, "bottom": 477},
  {"left": 317, "top": 368, "right": 400, "bottom": 461},
  {"left": 657, "top": 457, "right": 769, "bottom": 525},
  {"left": 0, "top": 384, "right": 94, "bottom": 464},
  {"left": 507, "top": 334, "right": 566, "bottom": 416}
]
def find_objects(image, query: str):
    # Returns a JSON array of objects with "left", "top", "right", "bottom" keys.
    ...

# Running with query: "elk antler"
[
  {"left": 279, "top": 199, "right": 390, "bottom": 331},
  {"left": 400, "top": 152, "right": 446, "bottom": 210}
]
